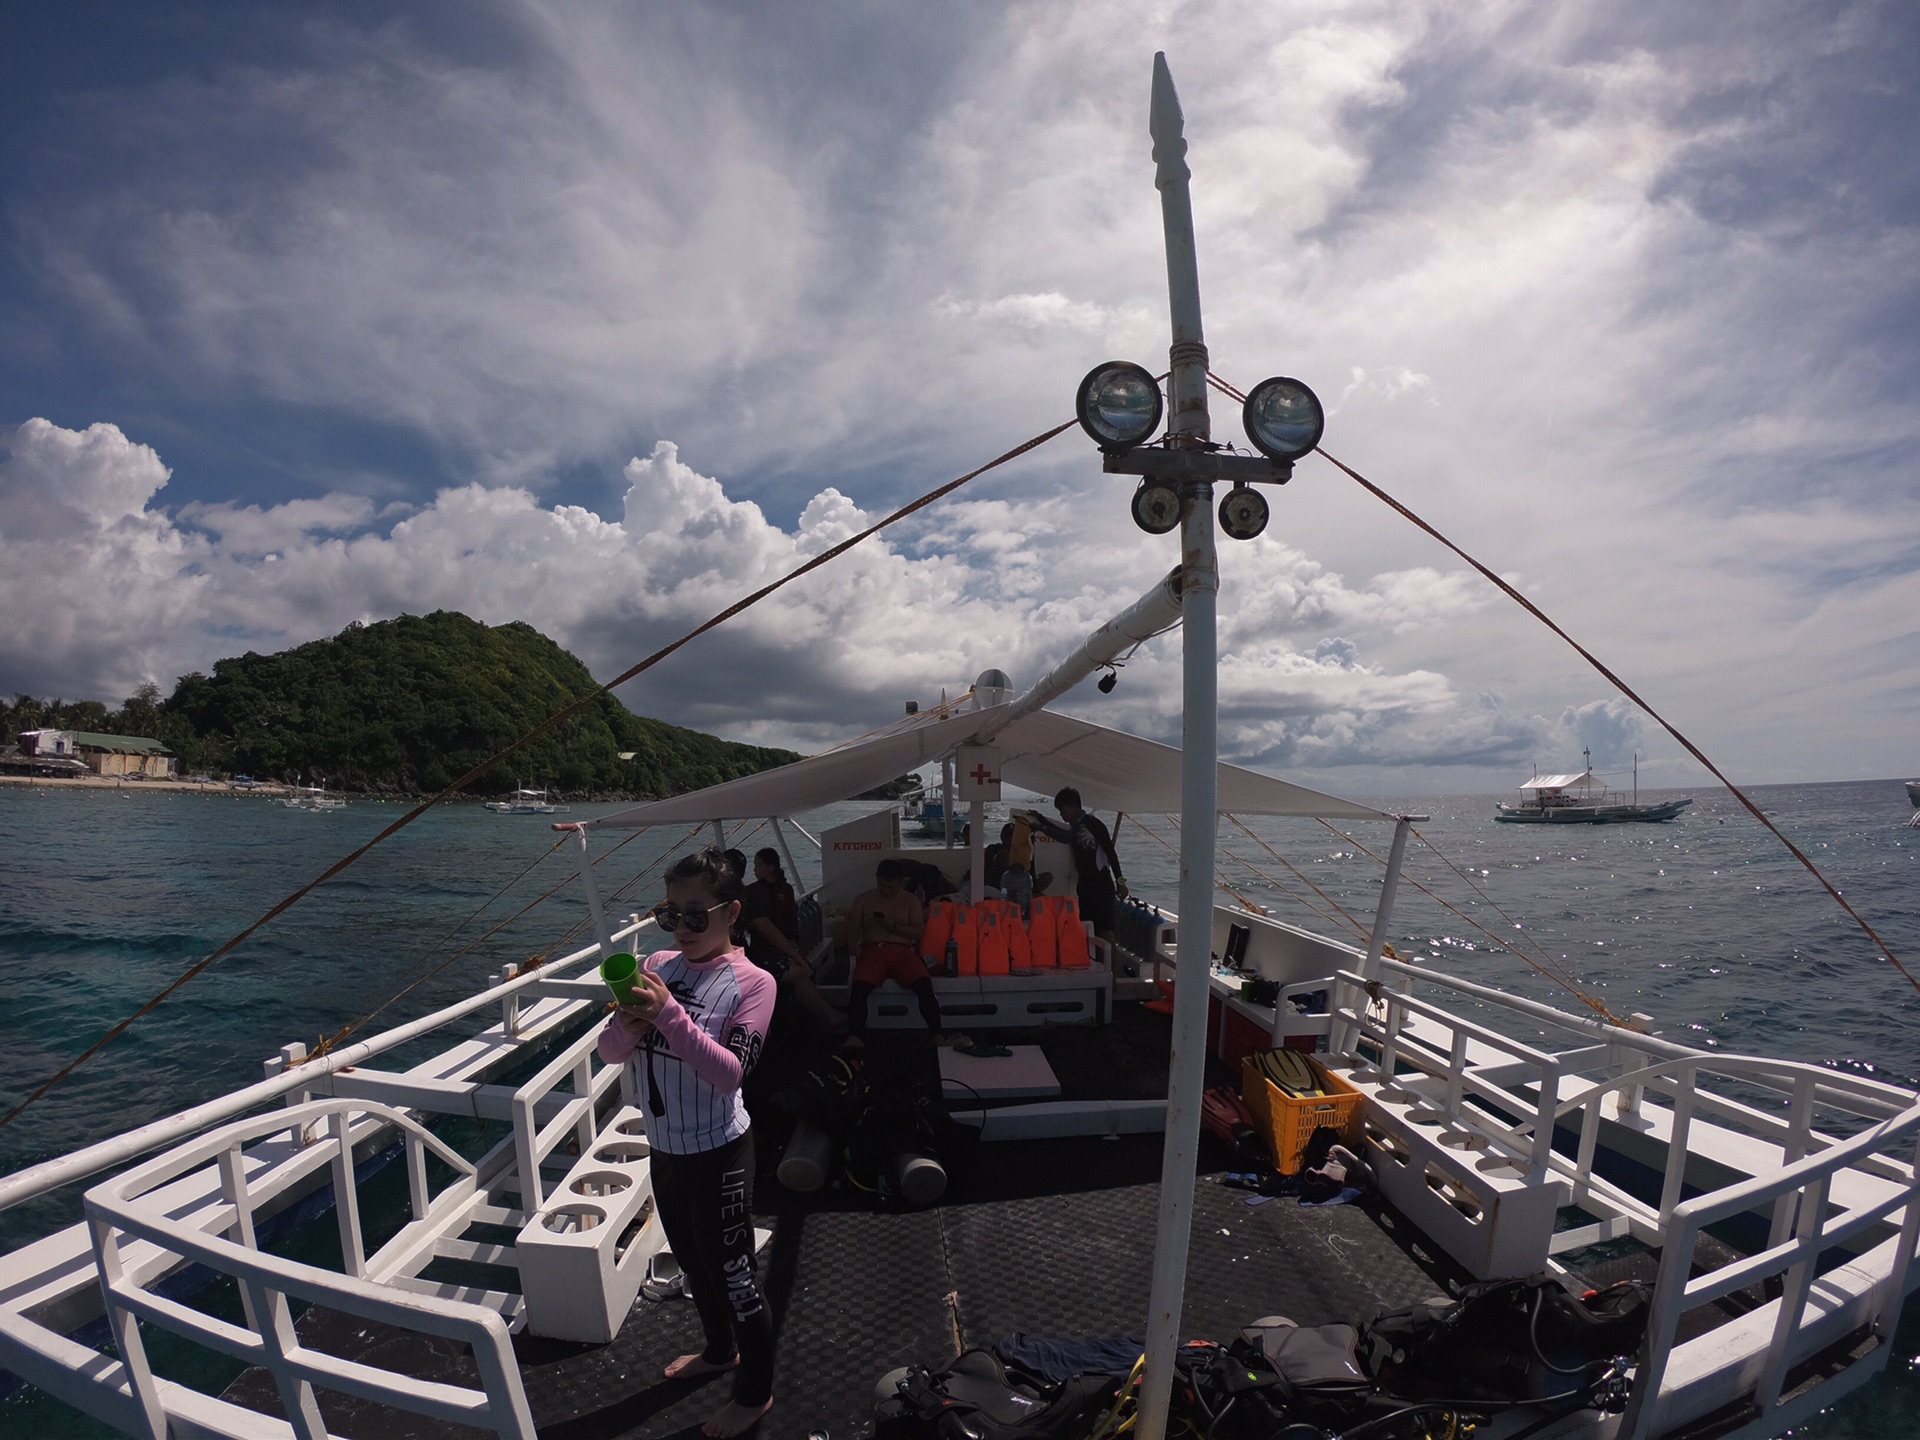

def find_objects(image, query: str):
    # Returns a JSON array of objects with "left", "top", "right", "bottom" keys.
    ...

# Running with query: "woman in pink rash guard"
[{"left": 599, "top": 847, "right": 777, "bottom": 1438}]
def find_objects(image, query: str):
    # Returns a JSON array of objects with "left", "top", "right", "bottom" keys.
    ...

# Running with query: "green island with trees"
[{"left": 1, "top": 612, "right": 824, "bottom": 799}]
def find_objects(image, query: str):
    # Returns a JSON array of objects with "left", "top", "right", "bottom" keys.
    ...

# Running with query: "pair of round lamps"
[{"left": 1075, "top": 361, "right": 1323, "bottom": 537}]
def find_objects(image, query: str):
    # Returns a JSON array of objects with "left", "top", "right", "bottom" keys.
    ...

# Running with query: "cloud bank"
[{"left": 2, "top": 416, "right": 1629, "bottom": 776}]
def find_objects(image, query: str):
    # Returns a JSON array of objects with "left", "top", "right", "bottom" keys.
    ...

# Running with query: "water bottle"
[{"left": 944, "top": 939, "right": 959, "bottom": 976}]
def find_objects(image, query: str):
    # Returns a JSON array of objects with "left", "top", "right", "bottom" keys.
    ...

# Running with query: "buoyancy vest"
[
  {"left": 976, "top": 906, "right": 1011, "bottom": 977},
  {"left": 1008, "top": 817, "right": 1034, "bottom": 868},
  {"left": 920, "top": 897, "right": 958, "bottom": 965},
  {"left": 1028, "top": 897, "right": 1059, "bottom": 968},
  {"left": 1056, "top": 895, "right": 1090, "bottom": 968},
  {"left": 950, "top": 902, "right": 980, "bottom": 976},
  {"left": 1002, "top": 903, "right": 1033, "bottom": 970}
]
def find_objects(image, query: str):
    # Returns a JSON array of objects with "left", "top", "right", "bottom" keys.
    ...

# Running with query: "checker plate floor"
[{"left": 222, "top": 1133, "right": 1465, "bottom": 1439}]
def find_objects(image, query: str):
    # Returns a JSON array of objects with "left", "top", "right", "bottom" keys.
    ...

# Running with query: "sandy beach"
[{"left": 0, "top": 774, "right": 294, "bottom": 796}]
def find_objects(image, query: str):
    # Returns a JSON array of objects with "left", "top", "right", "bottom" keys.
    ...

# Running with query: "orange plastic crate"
[{"left": 1240, "top": 1053, "right": 1363, "bottom": 1175}]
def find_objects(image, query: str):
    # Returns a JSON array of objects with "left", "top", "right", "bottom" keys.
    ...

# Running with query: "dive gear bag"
[
  {"left": 1365, "top": 1274, "right": 1651, "bottom": 1404},
  {"left": 873, "top": 1350, "right": 1120, "bottom": 1440}
]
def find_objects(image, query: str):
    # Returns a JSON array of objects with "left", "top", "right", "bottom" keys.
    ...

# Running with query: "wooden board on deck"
[{"left": 940, "top": 1044, "right": 1061, "bottom": 1099}]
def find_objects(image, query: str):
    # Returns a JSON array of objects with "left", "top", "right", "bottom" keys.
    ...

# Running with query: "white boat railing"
[
  {"left": 1620, "top": 1099, "right": 1920, "bottom": 1438},
  {"left": 507, "top": 1024, "right": 627, "bottom": 1214},
  {"left": 81, "top": 1099, "right": 536, "bottom": 1440},
  {"left": 1326, "top": 956, "right": 1920, "bottom": 1434},
  {"left": 1334, "top": 966, "right": 1563, "bottom": 1182},
  {"left": 0, "top": 914, "right": 650, "bottom": 1216}
]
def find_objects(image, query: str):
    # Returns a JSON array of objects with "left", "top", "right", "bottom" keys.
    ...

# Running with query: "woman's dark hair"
[
  {"left": 665, "top": 845, "right": 746, "bottom": 903},
  {"left": 754, "top": 846, "right": 783, "bottom": 875}
]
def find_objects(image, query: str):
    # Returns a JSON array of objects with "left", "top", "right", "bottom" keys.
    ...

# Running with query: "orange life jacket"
[
  {"left": 919, "top": 897, "right": 957, "bottom": 966},
  {"left": 976, "top": 906, "right": 1011, "bottom": 977},
  {"left": 1002, "top": 903, "right": 1033, "bottom": 970},
  {"left": 1056, "top": 895, "right": 1091, "bottom": 969},
  {"left": 1028, "top": 896, "right": 1059, "bottom": 968},
  {"left": 949, "top": 902, "right": 980, "bottom": 976}
]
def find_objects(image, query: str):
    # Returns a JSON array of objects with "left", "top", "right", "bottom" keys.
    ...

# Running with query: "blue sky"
[{"left": 3, "top": 1, "right": 1918, "bottom": 792}]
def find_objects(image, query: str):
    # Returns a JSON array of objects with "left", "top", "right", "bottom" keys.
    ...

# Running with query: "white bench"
[
  {"left": 514, "top": 1107, "right": 665, "bottom": 1342},
  {"left": 1328, "top": 1059, "right": 1571, "bottom": 1280}
]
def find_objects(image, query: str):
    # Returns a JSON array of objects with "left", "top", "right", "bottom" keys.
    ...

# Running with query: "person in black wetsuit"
[{"left": 1024, "top": 787, "right": 1127, "bottom": 943}]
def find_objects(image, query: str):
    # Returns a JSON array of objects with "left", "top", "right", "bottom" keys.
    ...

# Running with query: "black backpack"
[
  {"left": 1171, "top": 1332, "right": 1370, "bottom": 1440},
  {"left": 1237, "top": 1321, "right": 1374, "bottom": 1430},
  {"left": 874, "top": 1351, "right": 1120, "bottom": 1440},
  {"left": 1365, "top": 1275, "right": 1649, "bottom": 1406}
]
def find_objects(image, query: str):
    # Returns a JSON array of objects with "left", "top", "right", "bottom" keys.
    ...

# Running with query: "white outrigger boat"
[
  {"left": 484, "top": 786, "right": 559, "bottom": 816},
  {"left": 1, "top": 55, "right": 1916, "bottom": 1440},
  {"left": 1497, "top": 754, "right": 1691, "bottom": 826},
  {"left": 275, "top": 784, "right": 347, "bottom": 813}
]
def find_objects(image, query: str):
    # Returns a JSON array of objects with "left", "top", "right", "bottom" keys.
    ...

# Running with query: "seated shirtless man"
[{"left": 845, "top": 858, "right": 943, "bottom": 1044}]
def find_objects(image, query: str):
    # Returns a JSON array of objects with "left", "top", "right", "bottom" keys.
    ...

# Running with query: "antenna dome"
[{"left": 972, "top": 670, "right": 1015, "bottom": 709}]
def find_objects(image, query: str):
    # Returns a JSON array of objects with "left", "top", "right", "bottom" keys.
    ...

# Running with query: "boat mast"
[{"left": 1137, "top": 52, "right": 1222, "bottom": 1440}]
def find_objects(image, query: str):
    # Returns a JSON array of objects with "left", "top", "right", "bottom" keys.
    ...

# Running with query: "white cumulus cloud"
[{"left": 2, "top": 418, "right": 1575, "bottom": 775}]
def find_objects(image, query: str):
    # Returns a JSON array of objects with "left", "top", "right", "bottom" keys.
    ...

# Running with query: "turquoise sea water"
[{"left": 1, "top": 778, "right": 1917, "bottom": 1435}]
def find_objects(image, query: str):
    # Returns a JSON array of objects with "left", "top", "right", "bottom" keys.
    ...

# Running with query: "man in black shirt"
[{"left": 1023, "top": 787, "right": 1127, "bottom": 943}]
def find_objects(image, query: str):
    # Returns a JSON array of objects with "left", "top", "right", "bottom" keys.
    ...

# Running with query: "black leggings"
[
  {"left": 847, "top": 979, "right": 942, "bottom": 1039},
  {"left": 651, "top": 1131, "right": 774, "bottom": 1406}
]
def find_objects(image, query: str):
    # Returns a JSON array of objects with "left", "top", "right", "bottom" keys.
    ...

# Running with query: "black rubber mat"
[{"left": 223, "top": 1134, "right": 1464, "bottom": 1439}]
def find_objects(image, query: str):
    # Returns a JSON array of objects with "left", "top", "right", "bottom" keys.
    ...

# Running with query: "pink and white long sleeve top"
[{"left": 597, "top": 946, "right": 776, "bottom": 1155}]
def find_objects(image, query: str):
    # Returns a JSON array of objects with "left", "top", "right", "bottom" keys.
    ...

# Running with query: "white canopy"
[
  {"left": 1521, "top": 771, "right": 1601, "bottom": 791},
  {"left": 586, "top": 705, "right": 1391, "bottom": 828}
]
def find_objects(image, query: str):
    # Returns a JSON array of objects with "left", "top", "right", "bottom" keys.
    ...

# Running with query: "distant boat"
[
  {"left": 899, "top": 783, "right": 971, "bottom": 842},
  {"left": 1906, "top": 779, "right": 1920, "bottom": 808},
  {"left": 486, "top": 784, "right": 559, "bottom": 815},
  {"left": 276, "top": 782, "right": 345, "bottom": 812},
  {"left": 1497, "top": 750, "right": 1692, "bottom": 824}
]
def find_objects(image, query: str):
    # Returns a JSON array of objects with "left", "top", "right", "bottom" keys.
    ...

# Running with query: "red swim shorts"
[{"left": 853, "top": 942, "right": 930, "bottom": 989}]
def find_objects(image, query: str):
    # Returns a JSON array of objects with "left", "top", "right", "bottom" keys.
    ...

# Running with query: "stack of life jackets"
[{"left": 919, "top": 895, "right": 1092, "bottom": 977}]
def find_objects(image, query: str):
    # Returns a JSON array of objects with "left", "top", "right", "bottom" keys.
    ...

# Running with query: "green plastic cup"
[{"left": 601, "top": 952, "right": 644, "bottom": 1006}]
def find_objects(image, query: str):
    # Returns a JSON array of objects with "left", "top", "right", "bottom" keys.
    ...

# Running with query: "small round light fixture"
[
  {"left": 1076, "top": 361, "right": 1164, "bottom": 451},
  {"left": 1130, "top": 480, "right": 1182, "bottom": 535},
  {"left": 1242, "top": 376, "right": 1325, "bottom": 461},
  {"left": 1218, "top": 485, "right": 1270, "bottom": 541}
]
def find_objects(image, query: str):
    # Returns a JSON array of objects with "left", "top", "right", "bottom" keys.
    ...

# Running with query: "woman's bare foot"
[
  {"left": 664, "top": 1351, "right": 738, "bottom": 1381},
  {"left": 703, "top": 1397, "right": 773, "bottom": 1437}
]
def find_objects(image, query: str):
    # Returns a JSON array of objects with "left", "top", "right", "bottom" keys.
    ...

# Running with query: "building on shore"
[
  {"left": 16, "top": 729, "right": 176, "bottom": 779},
  {"left": 0, "top": 740, "right": 89, "bottom": 778}
]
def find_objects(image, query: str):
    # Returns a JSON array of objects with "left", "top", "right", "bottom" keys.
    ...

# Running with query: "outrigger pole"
[
  {"left": 1136, "top": 53, "right": 1222, "bottom": 1440},
  {"left": 974, "top": 566, "right": 1186, "bottom": 742}
]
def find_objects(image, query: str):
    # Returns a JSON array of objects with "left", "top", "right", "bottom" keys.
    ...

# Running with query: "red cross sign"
[{"left": 955, "top": 745, "right": 1002, "bottom": 802}]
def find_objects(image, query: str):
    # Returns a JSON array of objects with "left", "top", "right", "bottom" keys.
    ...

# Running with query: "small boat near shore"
[
  {"left": 902, "top": 789, "right": 962, "bottom": 840},
  {"left": 275, "top": 783, "right": 346, "bottom": 812},
  {"left": 1497, "top": 752, "right": 1692, "bottom": 825},
  {"left": 485, "top": 784, "right": 560, "bottom": 815},
  {"left": 1905, "top": 779, "right": 1920, "bottom": 809}
]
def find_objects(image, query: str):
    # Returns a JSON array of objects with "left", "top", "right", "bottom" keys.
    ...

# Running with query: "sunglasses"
[{"left": 651, "top": 900, "right": 731, "bottom": 934}]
